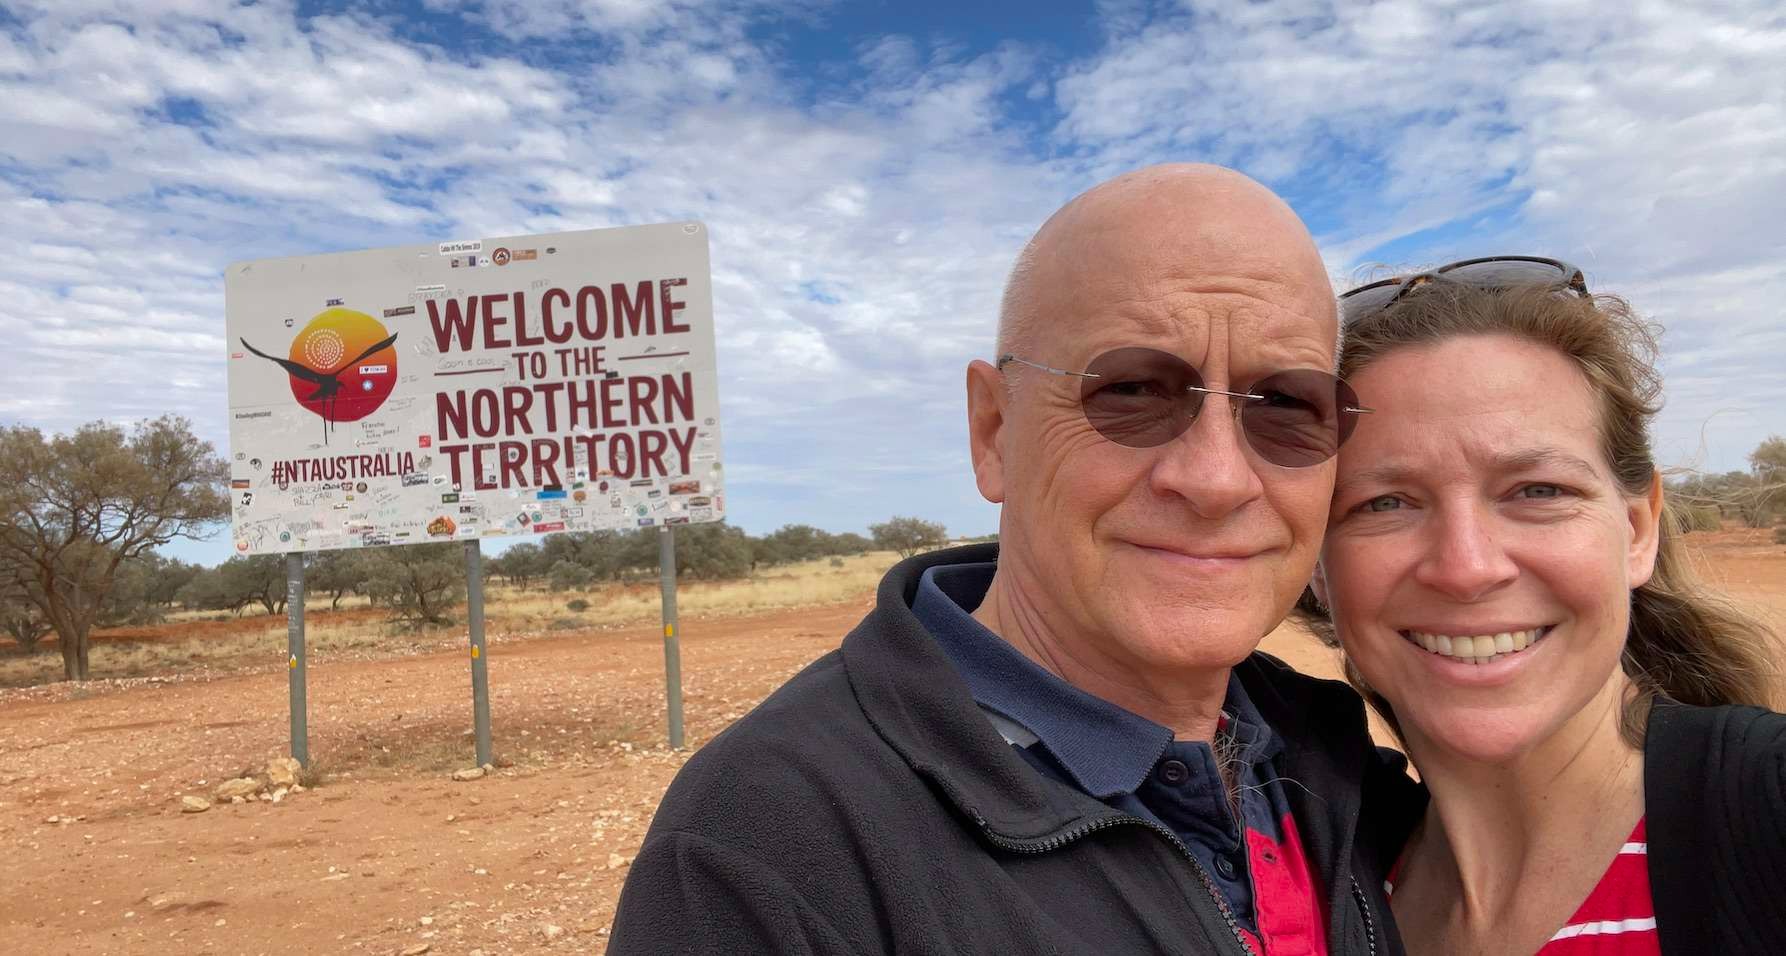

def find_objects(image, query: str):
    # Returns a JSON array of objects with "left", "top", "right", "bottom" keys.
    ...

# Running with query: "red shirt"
[{"left": 1386, "top": 818, "right": 1657, "bottom": 954}]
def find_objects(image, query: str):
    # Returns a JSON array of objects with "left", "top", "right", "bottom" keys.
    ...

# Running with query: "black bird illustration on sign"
[{"left": 240, "top": 331, "right": 398, "bottom": 445}]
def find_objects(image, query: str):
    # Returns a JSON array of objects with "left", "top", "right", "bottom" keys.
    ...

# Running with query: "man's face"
[{"left": 974, "top": 227, "right": 1339, "bottom": 677}]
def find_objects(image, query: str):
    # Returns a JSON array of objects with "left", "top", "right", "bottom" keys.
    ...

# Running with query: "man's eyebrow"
[{"left": 1335, "top": 448, "right": 1604, "bottom": 495}]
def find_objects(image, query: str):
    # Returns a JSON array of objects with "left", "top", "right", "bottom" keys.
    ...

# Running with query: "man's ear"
[
  {"left": 966, "top": 359, "right": 1008, "bottom": 504},
  {"left": 1627, "top": 470, "right": 1664, "bottom": 588},
  {"left": 1309, "top": 562, "right": 1331, "bottom": 611}
]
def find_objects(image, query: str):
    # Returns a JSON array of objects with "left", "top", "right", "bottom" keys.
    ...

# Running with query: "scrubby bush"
[
  {"left": 358, "top": 543, "right": 463, "bottom": 625},
  {"left": 548, "top": 559, "right": 596, "bottom": 592},
  {"left": 1677, "top": 503, "right": 1724, "bottom": 534},
  {"left": 566, "top": 598, "right": 591, "bottom": 612}
]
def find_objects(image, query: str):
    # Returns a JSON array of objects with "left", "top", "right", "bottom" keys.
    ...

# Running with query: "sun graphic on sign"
[{"left": 240, "top": 307, "right": 399, "bottom": 445}]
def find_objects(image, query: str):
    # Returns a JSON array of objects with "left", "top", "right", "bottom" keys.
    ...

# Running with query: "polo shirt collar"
[{"left": 914, "top": 562, "right": 1281, "bottom": 799}]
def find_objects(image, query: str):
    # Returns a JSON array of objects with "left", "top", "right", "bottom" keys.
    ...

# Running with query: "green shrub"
[
  {"left": 566, "top": 598, "right": 591, "bottom": 612},
  {"left": 1677, "top": 503, "right": 1723, "bottom": 534},
  {"left": 828, "top": 557, "right": 845, "bottom": 568}
]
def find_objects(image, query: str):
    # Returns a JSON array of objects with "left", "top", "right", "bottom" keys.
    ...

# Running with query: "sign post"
[
  {"left": 465, "top": 540, "right": 493, "bottom": 766},
  {"left": 285, "top": 552, "right": 309, "bottom": 766},
  {"left": 658, "top": 525, "right": 684, "bottom": 749}
]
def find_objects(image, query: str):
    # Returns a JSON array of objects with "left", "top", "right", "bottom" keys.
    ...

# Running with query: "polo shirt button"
[
  {"left": 1158, "top": 759, "right": 1189, "bottom": 785},
  {"left": 1215, "top": 854, "right": 1238, "bottom": 881}
]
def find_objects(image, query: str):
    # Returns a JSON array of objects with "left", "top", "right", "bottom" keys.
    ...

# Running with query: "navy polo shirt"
[{"left": 913, "top": 561, "right": 1302, "bottom": 945}]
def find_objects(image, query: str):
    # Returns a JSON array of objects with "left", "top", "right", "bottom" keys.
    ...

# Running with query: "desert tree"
[
  {"left": 306, "top": 549, "right": 367, "bottom": 610},
  {"left": 359, "top": 543, "right": 464, "bottom": 625},
  {"left": 0, "top": 417, "right": 228, "bottom": 680},
  {"left": 0, "top": 577, "right": 52, "bottom": 655},
  {"left": 869, "top": 516, "right": 949, "bottom": 559},
  {"left": 1750, "top": 435, "right": 1786, "bottom": 523}
]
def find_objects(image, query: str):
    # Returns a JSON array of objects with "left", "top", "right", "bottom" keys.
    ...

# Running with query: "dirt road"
[{"left": 0, "top": 599, "right": 902, "bottom": 955}]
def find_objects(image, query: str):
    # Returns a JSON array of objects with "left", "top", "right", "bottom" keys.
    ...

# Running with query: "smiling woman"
[{"left": 1305, "top": 281, "right": 1785, "bottom": 955}]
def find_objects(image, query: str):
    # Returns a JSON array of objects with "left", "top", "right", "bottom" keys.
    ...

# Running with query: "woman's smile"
[{"left": 1400, "top": 624, "right": 1553, "bottom": 664}]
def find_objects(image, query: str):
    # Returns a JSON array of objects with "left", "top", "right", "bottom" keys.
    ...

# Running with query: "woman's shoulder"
[
  {"left": 1643, "top": 701, "right": 1786, "bottom": 951},
  {"left": 1645, "top": 698, "right": 1786, "bottom": 768},
  {"left": 1643, "top": 699, "right": 1784, "bottom": 847}
]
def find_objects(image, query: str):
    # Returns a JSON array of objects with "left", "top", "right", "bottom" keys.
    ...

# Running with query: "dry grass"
[
  {"left": 503, "top": 551, "right": 892, "bottom": 625},
  {"left": 0, "top": 551, "right": 903, "bottom": 690}
]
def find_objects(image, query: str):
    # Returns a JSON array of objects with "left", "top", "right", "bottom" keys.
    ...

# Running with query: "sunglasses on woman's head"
[
  {"left": 996, "top": 347, "right": 1370, "bottom": 468},
  {"left": 1339, "top": 255, "right": 1589, "bottom": 325}
]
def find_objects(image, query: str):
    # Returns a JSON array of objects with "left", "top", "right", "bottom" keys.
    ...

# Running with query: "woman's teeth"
[{"left": 1405, "top": 627, "right": 1548, "bottom": 664}]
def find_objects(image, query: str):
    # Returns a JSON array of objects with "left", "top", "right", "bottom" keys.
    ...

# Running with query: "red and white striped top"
[{"left": 1386, "top": 818, "right": 1658, "bottom": 954}]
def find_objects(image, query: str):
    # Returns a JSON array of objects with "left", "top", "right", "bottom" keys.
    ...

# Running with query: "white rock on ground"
[
  {"left": 214, "top": 777, "right": 262, "bottom": 800},
  {"left": 265, "top": 757, "right": 302, "bottom": 788}
]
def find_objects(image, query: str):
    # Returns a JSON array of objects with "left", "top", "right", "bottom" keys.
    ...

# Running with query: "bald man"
[{"left": 612, "top": 165, "right": 1416, "bottom": 955}]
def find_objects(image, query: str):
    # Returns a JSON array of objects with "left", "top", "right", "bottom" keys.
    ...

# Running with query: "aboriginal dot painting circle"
[
  {"left": 239, "top": 307, "right": 399, "bottom": 446},
  {"left": 283, "top": 308, "right": 398, "bottom": 424}
]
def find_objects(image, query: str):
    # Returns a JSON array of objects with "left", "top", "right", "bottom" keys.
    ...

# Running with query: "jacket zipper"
[
  {"left": 1350, "top": 876, "right": 1379, "bottom": 956},
  {"left": 970, "top": 809, "right": 1258, "bottom": 956}
]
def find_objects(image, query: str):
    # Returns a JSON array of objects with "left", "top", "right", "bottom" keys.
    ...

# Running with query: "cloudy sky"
[{"left": 3, "top": 0, "right": 1783, "bottom": 566}]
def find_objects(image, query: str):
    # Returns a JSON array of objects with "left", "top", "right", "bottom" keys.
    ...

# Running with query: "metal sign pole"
[
  {"left": 465, "top": 540, "right": 493, "bottom": 767},
  {"left": 658, "top": 525, "right": 685, "bottom": 749},
  {"left": 285, "top": 552, "right": 309, "bottom": 767}
]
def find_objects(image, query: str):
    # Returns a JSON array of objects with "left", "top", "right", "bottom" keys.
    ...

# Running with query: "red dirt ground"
[{"left": 2, "top": 529, "right": 1780, "bottom": 955}]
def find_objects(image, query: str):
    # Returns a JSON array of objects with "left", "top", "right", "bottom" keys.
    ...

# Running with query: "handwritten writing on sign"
[{"left": 425, "top": 279, "right": 691, "bottom": 352}]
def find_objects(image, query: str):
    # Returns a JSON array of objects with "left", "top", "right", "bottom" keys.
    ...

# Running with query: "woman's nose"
[{"left": 1412, "top": 504, "right": 1519, "bottom": 602}]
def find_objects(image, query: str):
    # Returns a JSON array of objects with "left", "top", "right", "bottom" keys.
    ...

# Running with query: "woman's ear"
[{"left": 1627, "top": 471, "right": 1664, "bottom": 588}]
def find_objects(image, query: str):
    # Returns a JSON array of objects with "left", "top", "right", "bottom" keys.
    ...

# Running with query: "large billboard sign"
[{"left": 225, "top": 222, "right": 723, "bottom": 556}]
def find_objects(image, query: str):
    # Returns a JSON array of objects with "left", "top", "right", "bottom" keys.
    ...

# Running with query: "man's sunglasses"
[
  {"left": 1338, "top": 255, "right": 1588, "bottom": 324},
  {"left": 996, "top": 348, "right": 1370, "bottom": 468}
]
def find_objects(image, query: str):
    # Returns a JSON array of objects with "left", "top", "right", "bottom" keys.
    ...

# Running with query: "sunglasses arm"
[
  {"left": 1185, "top": 384, "right": 1374, "bottom": 416},
  {"left": 996, "top": 354, "right": 1098, "bottom": 378}
]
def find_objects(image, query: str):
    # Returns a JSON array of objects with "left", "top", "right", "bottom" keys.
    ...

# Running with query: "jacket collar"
[
  {"left": 914, "top": 560, "right": 1284, "bottom": 800},
  {"left": 843, "top": 543, "right": 1384, "bottom": 848}
]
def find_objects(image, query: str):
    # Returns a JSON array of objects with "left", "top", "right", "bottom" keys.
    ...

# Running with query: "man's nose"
[
  {"left": 1413, "top": 504, "right": 1519, "bottom": 602},
  {"left": 1147, "top": 395, "right": 1264, "bottom": 519}
]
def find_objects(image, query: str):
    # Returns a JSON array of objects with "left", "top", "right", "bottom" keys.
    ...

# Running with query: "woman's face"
[{"left": 1318, "top": 334, "right": 1661, "bottom": 765}]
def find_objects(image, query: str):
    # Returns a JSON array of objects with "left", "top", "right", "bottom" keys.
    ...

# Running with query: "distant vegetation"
[
  {"left": 13, "top": 408, "right": 1780, "bottom": 686},
  {"left": 0, "top": 410, "right": 955, "bottom": 682},
  {"left": 1666, "top": 434, "right": 1786, "bottom": 529}
]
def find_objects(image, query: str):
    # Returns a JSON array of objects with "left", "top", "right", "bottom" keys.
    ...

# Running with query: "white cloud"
[{"left": 1, "top": 0, "right": 1782, "bottom": 564}]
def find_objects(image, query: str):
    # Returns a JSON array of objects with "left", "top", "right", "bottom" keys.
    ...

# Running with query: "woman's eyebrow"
[{"left": 1333, "top": 448, "right": 1602, "bottom": 497}]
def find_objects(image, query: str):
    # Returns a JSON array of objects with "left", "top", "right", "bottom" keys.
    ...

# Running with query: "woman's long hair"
[{"left": 1299, "top": 283, "right": 1780, "bottom": 745}]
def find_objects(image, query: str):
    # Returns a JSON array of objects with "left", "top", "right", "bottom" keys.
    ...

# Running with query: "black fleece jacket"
[
  {"left": 610, "top": 544, "right": 1416, "bottom": 955},
  {"left": 1645, "top": 699, "right": 1786, "bottom": 954}
]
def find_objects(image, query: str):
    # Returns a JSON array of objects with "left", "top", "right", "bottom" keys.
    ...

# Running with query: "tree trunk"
[
  {"left": 59, "top": 628, "right": 79, "bottom": 681},
  {"left": 54, "top": 621, "right": 91, "bottom": 681}
]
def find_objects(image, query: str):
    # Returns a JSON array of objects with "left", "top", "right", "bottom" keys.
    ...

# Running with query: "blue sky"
[{"left": 3, "top": 0, "right": 1783, "bottom": 567}]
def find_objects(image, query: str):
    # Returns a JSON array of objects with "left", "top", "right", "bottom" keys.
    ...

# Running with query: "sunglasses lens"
[
  {"left": 1240, "top": 370, "right": 1362, "bottom": 467},
  {"left": 1338, "top": 282, "right": 1403, "bottom": 325},
  {"left": 1080, "top": 348, "right": 1204, "bottom": 447},
  {"left": 1443, "top": 258, "right": 1572, "bottom": 288}
]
